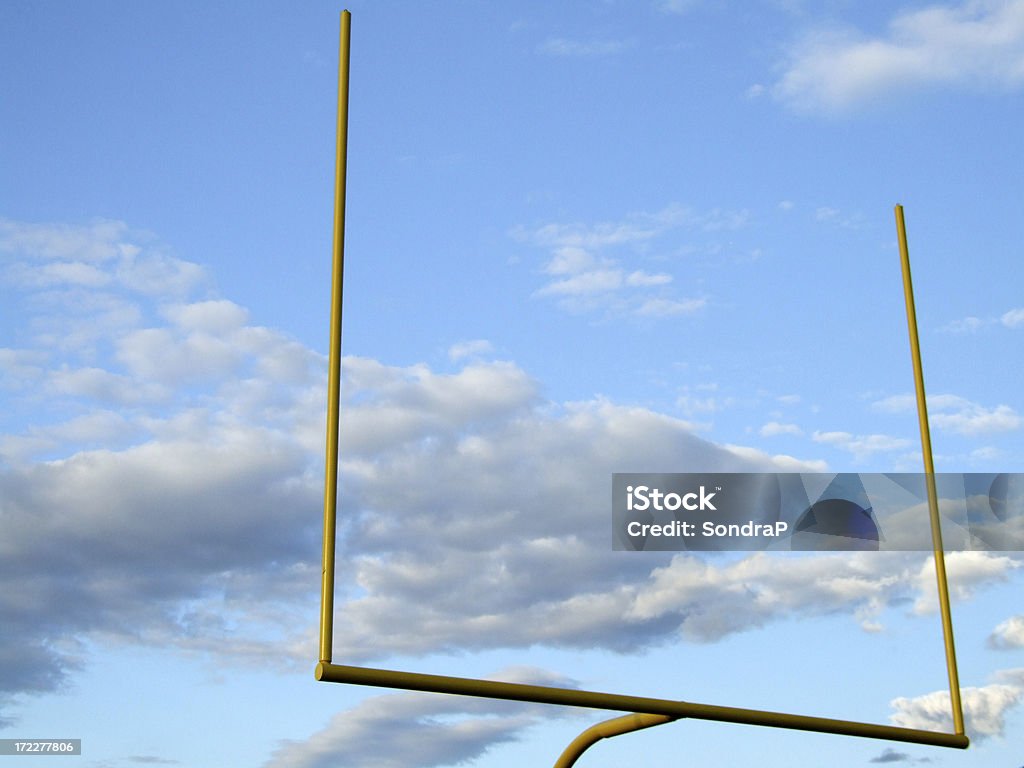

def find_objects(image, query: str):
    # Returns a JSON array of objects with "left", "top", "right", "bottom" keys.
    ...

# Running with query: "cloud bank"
[
  {"left": 773, "top": 0, "right": 1024, "bottom": 113},
  {"left": 3, "top": 217, "right": 1021, "bottom": 763}
]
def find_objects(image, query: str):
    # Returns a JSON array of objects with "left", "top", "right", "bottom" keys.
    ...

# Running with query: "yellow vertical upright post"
[
  {"left": 894, "top": 204, "right": 965, "bottom": 735},
  {"left": 320, "top": 9, "right": 352, "bottom": 665}
]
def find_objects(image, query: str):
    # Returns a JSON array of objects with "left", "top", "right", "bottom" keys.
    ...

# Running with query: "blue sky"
[{"left": 1, "top": 1, "right": 1023, "bottom": 766}]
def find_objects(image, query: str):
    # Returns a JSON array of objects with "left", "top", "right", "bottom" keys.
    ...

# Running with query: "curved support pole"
[{"left": 553, "top": 713, "right": 678, "bottom": 768}]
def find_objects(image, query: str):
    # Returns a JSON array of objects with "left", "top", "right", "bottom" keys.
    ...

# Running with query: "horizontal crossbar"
[{"left": 315, "top": 662, "right": 969, "bottom": 749}]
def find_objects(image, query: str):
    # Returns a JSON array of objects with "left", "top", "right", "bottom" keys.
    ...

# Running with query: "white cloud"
[
  {"left": 812, "top": 205, "right": 863, "bottom": 228},
  {"left": 448, "top": 339, "right": 494, "bottom": 361},
  {"left": 940, "top": 308, "right": 1024, "bottom": 332},
  {"left": 911, "top": 552, "right": 1021, "bottom": 614},
  {"left": 873, "top": 393, "right": 1022, "bottom": 435},
  {"left": 544, "top": 245, "right": 594, "bottom": 275},
  {"left": 535, "top": 268, "right": 623, "bottom": 296},
  {"left": 161, "top": 299, "right": 249, "bottom": 333},
  {"left": 635, "top": 297, "right": 706, "bottom": 316},
  {"left": 676, "top": 387, "right": 727, "bottom": 416},
  {"left": 515, "top": 204, "right": 728, "bottom": 319},
  {"left": 934, "top": 403, "right": 1022, "bottom": 435},
  {"left": 989, "top": 614, "right": 1024, "bottom": 648},
  {"left": 539, "top": 38, "right": 628, "bottom": 57},
  {"left": 0, "top": 218, "right": 205, "bottom": 298},
  {"left": 812, "top": 430, "right": 912, "bottom": 459},
  {"left": 941, "top": 315, "right": 989, "bottom": 333},
  {"left": 0, "top": 348, "right": 46, "bottom": 389},
  {"left": 3, "top": 217, "right": 1019, "bottom": 754},
  {"left": 890, "top": 668, "right": 1024, "bottom": 741},
  {"left": 1001, "top": 306, "right": 1024, "bottom": 327},
  {"left": 264, "top": 667, "right": 578, "bottom": 768},
  {"left": 774, "top": 0, "right": 1024, "bottom": 113},
  {"left": 625, "top": 269, "right": 673, "bottom": 287},
  {"left": 0, "top": 217, "right": 128, "bottom": 263},
  {"left": 760, "top": 421, "right": 803, "bottom": 437},
  {"left": 719, "top": 444, "right": 828, "bottom": 472},
  {"left": 10, "top": 260, "right": 112, "bottom": 288},
  {"left": 0, "top": 218, "right": 329, "bottom": 722},
  {"left": 116, "top": 248, "right": 206, "bottom": 297},
  {"left": 338, "top": 357, "right": 539, "bottom": 455}
]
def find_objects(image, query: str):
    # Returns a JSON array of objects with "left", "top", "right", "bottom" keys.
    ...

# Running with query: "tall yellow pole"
[
  {"left": 895, "top": 204, "right": 965, "bottom": 735},
  {"left": 320, "top": 9, "right": 351, "bottom": 665}
]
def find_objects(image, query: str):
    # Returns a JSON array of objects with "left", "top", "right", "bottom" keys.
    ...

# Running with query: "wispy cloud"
[
  {"left": 760, "top": 421, "right": 803, "bottom": 437},
  {"left": 539, "top": 37, "right": 629, "bottom": 57},
  {"left": 940, "top": 306, "right": 1024, "bottom": 332},
  {"left": 872, "top": 393, "right": 1022, "bottom": 435},
  {"left": 813, "top": 205, "right": 863, "bottom": 228},
  {"left": 264, "top": 667, "right": 578, "bottom": 768},
  {"left": 773, "top": 0, "right": 1024, "bottom": 113},
  {"left": 447, "top": 339, "right": 494, "bottom": 362},
  {"left": 874, "top": 748, "right": 908, "bottom": 763},
  {"left": 1001, "top": 306, "right": 1024, "bottom": 327},
  {"left": 811, "top": 429, "right": 912, "bottom": 460},
  {"left": 636, "top": 296, "right": 706, "bottom": 316},
  {"left": 940, "top": 315, "right": 989, "bottom": 334},
  {"left": 514, "top": 203, "right": 744, "bottom": 318}
]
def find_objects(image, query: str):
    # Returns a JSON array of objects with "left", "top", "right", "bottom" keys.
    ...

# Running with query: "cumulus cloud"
[
  {"left": 910, "top": 552, "right": 1021, "bottom": 615},
  {"left": 890, "top": 668, "right": 1024, "bottom": 742},
  {"left": 989, "top": 614, "right": 1024, "bottom": 649},
  {"left": 0, "top": 217, "right": 131, "bottom": 263},
  {"left": 3, "top": 218, "right": 1020, "bottom": 762},
  {"left": 773, "top": 0, "right": 1024, "bottom": 113},
  {"left": 0, "top": 220, "right": 327, "bottom": 725},
  {"left": 0, "top": 220, "right": 874, "bottom": 724}
]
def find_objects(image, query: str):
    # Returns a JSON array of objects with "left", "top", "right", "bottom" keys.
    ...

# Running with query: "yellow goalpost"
[{"left": 316, "top": 10, "right": 968, "bottom": 763}]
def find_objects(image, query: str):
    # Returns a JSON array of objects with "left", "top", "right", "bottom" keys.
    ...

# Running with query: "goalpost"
[{"left": 316, "top": 9, "right": 968, "bottom": 760}]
